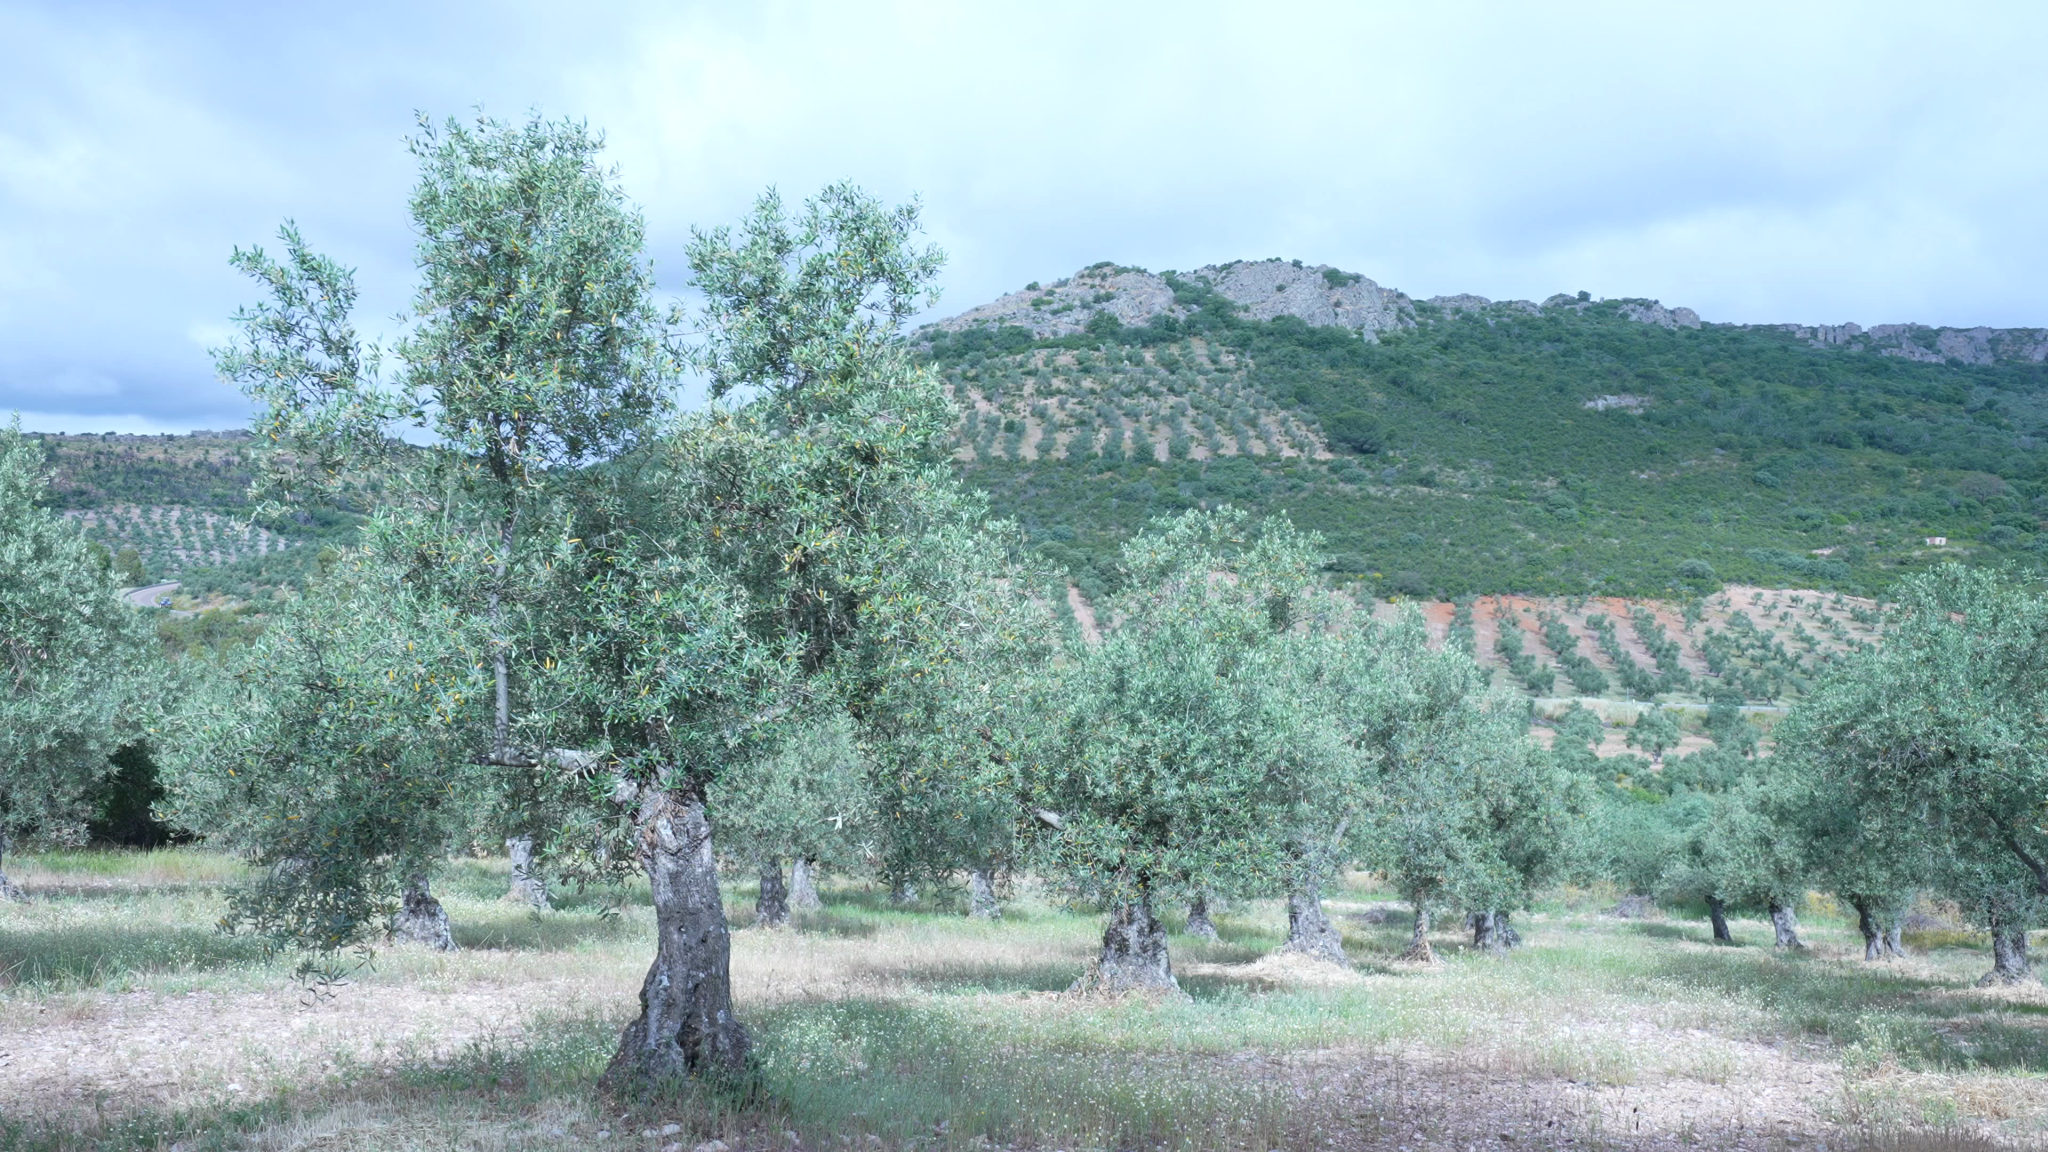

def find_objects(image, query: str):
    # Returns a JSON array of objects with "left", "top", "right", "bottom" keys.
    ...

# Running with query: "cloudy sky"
[{"left": 5, "top": 1, "right": 2045, "bottom": 433}]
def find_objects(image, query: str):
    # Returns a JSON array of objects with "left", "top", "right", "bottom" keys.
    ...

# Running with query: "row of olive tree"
[
  {"left": 1579, "top": 562, "right": 2048, "bottom": 986},
  {"left": 157, "top": 102, "right": 1586, "bottom": 1090}
]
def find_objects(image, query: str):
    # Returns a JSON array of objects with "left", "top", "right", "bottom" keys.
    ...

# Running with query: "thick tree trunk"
[
  {"left": 506, "top": 836, "right": 549, "bottom": 909},
  {"left": 1978, "top": 908, "right": 2036, "bottom": 986},
  {"left": 1074, "top": 894, "right": 1178, "bottom": 994},
  {"left": 602, "top": 789, "right": 751, "bottom": 1088},
  {"left": 389, "top": 874, "right": 456, "bottom": 951},
  {"left": 1884, "top": 920, "right": 1906, "bottom": 959},
  {"left": 967, "top": 868, "right": 1000, "bottom": 920},
  {"left": 1707, "top": 896, "right": 1732, "bottom": 943},
  {"left": 1853, "top": 898, "right": 1883, "bottom": 961},
  {"left": 1284, "top": 884, "right": 1348, "bottom": 966},
  {"left": 755, "top": 858, "right": 790, "bottom": 928},
  {"left": 1768, "top": 901, "right": 1805, "bottom": 950},
  {"left": 1399, "top": 905, "right": 1436, "bottom": 964},
  {"left": 889, "top": 879, "right": 917, "bottom": 907},
  {"left": 0, "top": 834, "right": 22, "bottom": 902},
  {"left": 1184, "top": 891, "right": 1219, "bottom": 941},
  {"left": 789, "top": 858, "right": 821, "bottom": 912},
  {"left": 1471, "top": 910, "right": 1521, "bottom": 956}
]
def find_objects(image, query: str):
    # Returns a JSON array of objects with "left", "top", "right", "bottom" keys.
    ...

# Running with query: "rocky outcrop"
[
  {"left": 929, "top": 259, "right": 1416, "bottom": 342},
  {"left": 1617, "top": 301, "right": 1702, "bottom": 329},
  {"left": 1767, "top": 321, "right": 2048, "bottom": 366},
  {"left": 1188, "top": 260, "right": 1414, "bottom": 337},
  {"left": 930, "top": 263, "right": 1186, "bottom": 339}
]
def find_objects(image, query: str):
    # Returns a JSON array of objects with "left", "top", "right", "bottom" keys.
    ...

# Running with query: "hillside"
[
  {"left": 921, "top": 260, "right": 2048, "bottom": 608},
  {"left": 27, "top": 430, "right": 350, "bottom": 598}
]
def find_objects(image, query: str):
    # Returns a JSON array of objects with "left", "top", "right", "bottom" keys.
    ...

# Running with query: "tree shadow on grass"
[
  {"left": 447, "top": 907, "right": 640, "bottom": 953},
  {"left": 0, "top": 920, "right": 272, "bottom": 988},
  {"left": 1645, "top": 945, "right": 2048, "bottom": 1071},
  {"left": 1625, "top": 921, "right": 1713, "bottom": 943}
]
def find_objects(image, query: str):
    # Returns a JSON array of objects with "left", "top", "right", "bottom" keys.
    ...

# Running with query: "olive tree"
[
  {"left": 1355, "top": 613, "right": 1578, "bottom": 960},
  {"left": 535, "top": 183, "right": 962, "bottom": 1086},
  {"left": 215, "top": 113, "right": 668, "bottom": 915},
  {"left": 0, "top": 422, "right": 156, "bottom": 896},
  {"left": 1778, "top": 564, "right": 2048, "bottom": 981},
  {"left": 708, "top": 712, "right": 870, "bottom": 926},
  {"left": 161, "top": 553, "right": 484, "bottom": 954},
  {"left": 857, "top": 524, "right": 1060, "bottom": 922},
  {"left": 1025, "top": 508, "right": 1325, "bottom": 991}
]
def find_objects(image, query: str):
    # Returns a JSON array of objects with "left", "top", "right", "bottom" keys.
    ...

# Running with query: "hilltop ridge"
[{"left": 928, "top": 258, "right": 2048, "bottom": 367}]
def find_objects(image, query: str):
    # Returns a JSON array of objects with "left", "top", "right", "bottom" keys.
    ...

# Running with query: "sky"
[{"left": 4, "top": 0, "right": 2046, "bottom": 434}]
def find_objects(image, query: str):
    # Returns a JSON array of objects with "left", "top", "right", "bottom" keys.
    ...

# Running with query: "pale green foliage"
[
  {"left": 216, "top": 228, "right": 398, "bottom": 512},
  {"left": 857, "top": 520, "right": 1062, "bottom": 887},
  {"left": 205, "top": 113, "right": 672, "bottom": 942},
  {"left": 1777, "top": 563, "right": 2048, "bottom": 922},
  {"left": 0, "top": 422, "right": 156, "bottom": 848},
  {"left": 161, "top": 555, "right": 488, "bottom": 949},
  {"left": 536, "top": 183, "right": 985, "bottom": 864},
  {"left": 688, "top": 182, "right": 943, "bottom": 418},
  {"left": 399, "top": 114, "right": 668, "bottom": 478},
  {"left": 709, "top": 713, "right": 870, "bottom": 872},
  {"left": 1025, "top": 507, "right": 1328, "bottom": 906},
  {"left": 1346, "top": 612, "right": 1581, "bottom": 917},
  {"left": 1625, "top": 708, "right": 1680, "bottom": 762}
]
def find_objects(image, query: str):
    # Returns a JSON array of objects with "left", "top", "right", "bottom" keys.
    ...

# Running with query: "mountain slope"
[{"left": 921, "top": 261, "right": 2048, "bottom": 604}]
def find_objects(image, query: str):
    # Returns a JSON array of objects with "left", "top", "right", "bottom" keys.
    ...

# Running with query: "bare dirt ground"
[{"left": 2, "top": 857, "right": 2041, "bottom": 1150}]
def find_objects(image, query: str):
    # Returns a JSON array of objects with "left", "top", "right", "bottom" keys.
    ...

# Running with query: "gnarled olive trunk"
[
  {"left": 1885, "top": 920, "right": 1905, "bottom": 958},
  {"left": 755, "top": 858, "right": 789, "bottom": 928},
  {"left": 789, "top": 858, "right": 822, "bottom": 912},
  {"left": 1184, "top": 891, "right": 1218, "bottom": 941},
  {"left": 1850, "top": 895, "right": 1908, "bottom": 960},
  {"left": 389, "top": 873, "right": 456, "bottom": 951},
  {"left": 1471, "top": 910, "right": 1521, "bottom": 956},
  {"left": 1707, "top": 896, "right": 1732, "bottom": 943},
  {"left": 1076, "top": 893, "right": 1178, "bottom": 993},
  {"left": 0, "top": 833, "right": 22, "bottom": 902},
  {"left": 1400, "top": 904, "right": 1436, "bottom": 964},
  {"left": 1978, "top": 908, "right": 2035, "bottom": 986},
  {"left": 889, "top": 878, "right": 917, "bottom": 907},
  {"left": 1284, "top": 883, "right": 1348, "bottom": 966},
  {"left": 967, "top": 868, "right": 1000, "bottom": 920},
  {"left": 602, "top": 788, "right": 750, "bottom": 1088},
  {"left": 1768, "top": 900, "right": 1805, "bottom": 950},
  {"left": 506, "top": 836, "right": 549, "bottom": 909},
  {"left": 1853, "top": 898, "right": 1883, "bottom": 961}
]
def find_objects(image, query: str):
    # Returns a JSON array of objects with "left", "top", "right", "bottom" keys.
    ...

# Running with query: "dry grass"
[{"left": 0, "top": 859, "right": 2043, "bottom": 1151}]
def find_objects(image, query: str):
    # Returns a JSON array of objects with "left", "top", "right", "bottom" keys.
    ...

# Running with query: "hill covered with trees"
[
  {"left": 26, "top": 430, "right": 356, "bottom": 600},
  {"left": 923, "top": 260, "right": 2048, "bottom": 604}
]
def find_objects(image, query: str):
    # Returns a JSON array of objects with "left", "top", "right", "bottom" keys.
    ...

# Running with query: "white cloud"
[{"left": 4, "top": 0, "right": 2047, "bottom": 431}]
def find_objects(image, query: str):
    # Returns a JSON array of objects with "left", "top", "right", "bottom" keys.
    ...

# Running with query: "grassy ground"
[{"left": 0, "top": 851, "right": 2042, "bottom": 1151}]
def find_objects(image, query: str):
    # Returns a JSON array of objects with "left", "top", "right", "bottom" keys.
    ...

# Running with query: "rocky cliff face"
[
  {"left": 1768, "top": 321, "right": 2048, "bottom": 366},
  {"left": 929, "top": 258, "right": 2046, "bottom": 366}
]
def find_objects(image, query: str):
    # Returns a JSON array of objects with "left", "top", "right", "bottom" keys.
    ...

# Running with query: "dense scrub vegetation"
[{"left": 924, "top": 287, "right": 2048, "bottom": 601}]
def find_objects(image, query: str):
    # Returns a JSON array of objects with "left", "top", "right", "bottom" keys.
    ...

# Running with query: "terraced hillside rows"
[
  {"left": 945, "top": 337, "right": 1328, "bottom": 465},
  {"left": 64, "top": 504, "right": 295, "bottom": 579},
  {"left": 1059, "top": 581, "right": 1875, "bottom": 712},
  {"left": 1386, "top": 584, "right": 1876, "bottom": 707},
  {"left": 28, "top": 430, "right": 353, "bottom": 596}
]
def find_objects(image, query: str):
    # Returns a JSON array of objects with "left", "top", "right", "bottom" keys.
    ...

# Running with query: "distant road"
[{"left": 123, "top": 581, "right": 186, "bottom": 614}]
